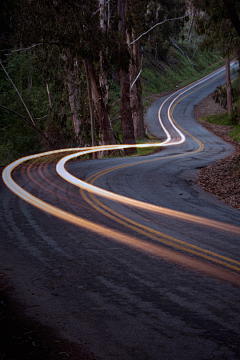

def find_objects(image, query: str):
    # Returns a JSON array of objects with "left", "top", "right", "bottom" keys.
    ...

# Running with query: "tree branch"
[
  {"left": 130, "top": 69, "right": 142, "bottom": 92},
  {"left": 129, "top": 13, "right": 190, "bottom": 46},
  {"left": 0, "top": 59, "right": 36, "bottom": 126},
  {"left": 0, "top": 104, "right": 52, "bottom": 146},
  {"left": 110, "top": 98, "right": 120, "bottom": 108},
  {"left": 4, "top": 43, "right": 43, "bottom": 55}
]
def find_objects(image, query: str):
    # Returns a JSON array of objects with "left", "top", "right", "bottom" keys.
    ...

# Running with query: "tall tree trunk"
[
  {"left": 129, "top": 30, "right": 145, "bottom": 139},
  {"left": 83, "top": 59, "right": 96, "bottom": 149},
  {"left": 85, "top": 60, "right": 116, "bottom": 146},
  {"left": 118, "top": 0, "right": 136, "bottom": 154},
  {"left": 238, "top": 45, "right": 240, "bottom": 89},
  {"left": 225, "top": 57, "right": 233, "bottom": 116},
  {"left": 120, "top": 69, "right": 136, "bottom": 153},
  {"left": 187, "top": 10, "right": 196, "bottom": 42},
  {"left": 237, "top": 45, "right": 240, "bottom": 120},
  {"left": 99, "top": 0, "right": 109, "bottom": 106},
  {"left": 62, "top": 52, "right": 82, "bottom": 144},
  {"left": 148, "top": 34, "right": 151, "bottom": 53}
]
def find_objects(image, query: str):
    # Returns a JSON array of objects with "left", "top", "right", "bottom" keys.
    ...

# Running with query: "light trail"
[
  {"left": 2, "top": 63, "right": 240, "bottom": 285},
  {"left": 56, "top": 66, "right": 240, "bottom": 235}
]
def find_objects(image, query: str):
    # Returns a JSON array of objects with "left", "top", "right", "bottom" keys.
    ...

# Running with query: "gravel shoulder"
[{"left": 194, "top": 93, "right": 240, "bottom": 210}]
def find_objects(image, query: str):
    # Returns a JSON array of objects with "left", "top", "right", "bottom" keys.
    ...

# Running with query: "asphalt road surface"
[{"left": 1, "top": 64, "right": 240, "bottom": 360}]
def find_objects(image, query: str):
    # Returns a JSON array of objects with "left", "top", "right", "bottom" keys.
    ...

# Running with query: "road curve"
[{"left": 1, "top": 64, "right": 240, "bottom": 360}]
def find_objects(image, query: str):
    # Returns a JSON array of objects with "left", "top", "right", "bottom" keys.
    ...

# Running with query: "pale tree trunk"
[
  {"left": 237, "top": 45, "right": 240, "bottom": 120},
  {"left": 129, "top": 29, "right": 145, "bottom": 139},
  {"left": 84, "top": 60, "right": 116, "bottom": 146},
  {"left": 238, "top": 45, "right": 240, "bottom": 89},
  {"left": 108, "top": 0, "right": 111, "bottom": 27},
  {"left": 225, "top": 57, "right": 233, "bottom": 116},
  {"left": 118, "top": 0, "right": 136, "bottom": 154},
  {"left": 148, "top": 34, "right": 151, "bottom": 53},
  {"left": 46, "top": 82, "right": 54, "bottom": 121},
  {"left": 62, "top": 52, "right": 82, "bottom": 144},
  {"left": 99, "top": 0, "right": 114, "bottom": 150},
  {"left": 187, "top": 9, "right": 196, "bottom": 42},
  {"left": 99, "top": 0, "right": 110, "bottom": 106}
]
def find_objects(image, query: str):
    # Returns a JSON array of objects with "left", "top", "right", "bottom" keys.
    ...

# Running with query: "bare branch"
[
  {"left": 0, "top": 104, "right": 33, "bottom": 124},
  {"left": 110, "top": 98, "right": 120, "bottom": 108},
  {"left": 36, "top": 115, "right": 48, "bottom": 120},
  {"left": 4, "top": 42, "right": 59, "bottom": 56},
  {"left": 4, "top": 43, "right": 43, "bottom": 55},
  {"left": 172, "top": 42, "right": 194, "bottom": 67},
  {"left": 111, "top": 115, "right": 121, "bottom": 122},
  {"left": 0, "top": 104, "right": 52, "bottom": 146},
  {"left": 0, "top": 59, "right": 36, "bottom": 126},
  {"left": 0, "top": 125, "right": 11, "bottom": 131},
  {"left": 129, "top": 13, "right": 191, "bottom": 46},
  {"left": 130, "top": 70, "right": 142, "bottom": 92}
]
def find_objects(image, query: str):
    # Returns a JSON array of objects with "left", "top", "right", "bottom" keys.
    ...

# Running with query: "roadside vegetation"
[
  {"left": 0, "top": 43, "right": 226, "bottom": 166},
  {"left": 202, "top": 78, "right": 240, "bottom": 142}
]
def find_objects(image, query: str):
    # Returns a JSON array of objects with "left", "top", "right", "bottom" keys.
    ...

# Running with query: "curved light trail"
[{"left": 2, "top": 63, "right": 240, "bottom": 285}]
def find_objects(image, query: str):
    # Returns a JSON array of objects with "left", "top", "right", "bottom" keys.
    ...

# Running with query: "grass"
[
  {"left": 203, "top": 112, "right": 231, "bottom": 126},
  {"left": 202, "top": 109, "right": 240, "bottom": 143},
  {"left": 135, "top": 137, "right": 161, "bottom": 156},
  {"left": 141, "top": 46, "right": 224, "bottom": 97}
]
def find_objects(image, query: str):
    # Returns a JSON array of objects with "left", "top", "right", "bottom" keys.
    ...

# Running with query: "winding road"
[{"left": 1, "top": 64, "right": 240, "bottom": 360}]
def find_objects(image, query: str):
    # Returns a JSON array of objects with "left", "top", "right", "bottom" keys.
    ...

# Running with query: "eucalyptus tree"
[
  {"left": 1, "top": 0, "right": 189, "bottom": 154},
  {"left": 194, "top": 0, "right": 240, "bottom": 116},
  {"left": 2, "top": 0, "right": 116, "bottom": 147}
]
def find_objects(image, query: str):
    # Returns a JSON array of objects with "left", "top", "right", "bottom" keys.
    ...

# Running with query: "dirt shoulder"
[{"left": 194, "top": 93, "right": 240, "bottom": 209}]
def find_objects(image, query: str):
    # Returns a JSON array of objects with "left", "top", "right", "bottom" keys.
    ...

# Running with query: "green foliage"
[
  {"left": 193, "top": 0, "right": 240, "bottom": 56},
  {"left": 0, "top": 52, "right": 48, "bottom": 165},
  {"left": 141, "top": 46, "right": 224, "bottom": 96},
  {"left": 203, "top": 112, "right": 230, "bottom": 126},
  {"left": 0, "top": 48, "right": 80, "bottom": 164},
  {"left": 230, "top": 123, "right": 240, "bottom": 142}
]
